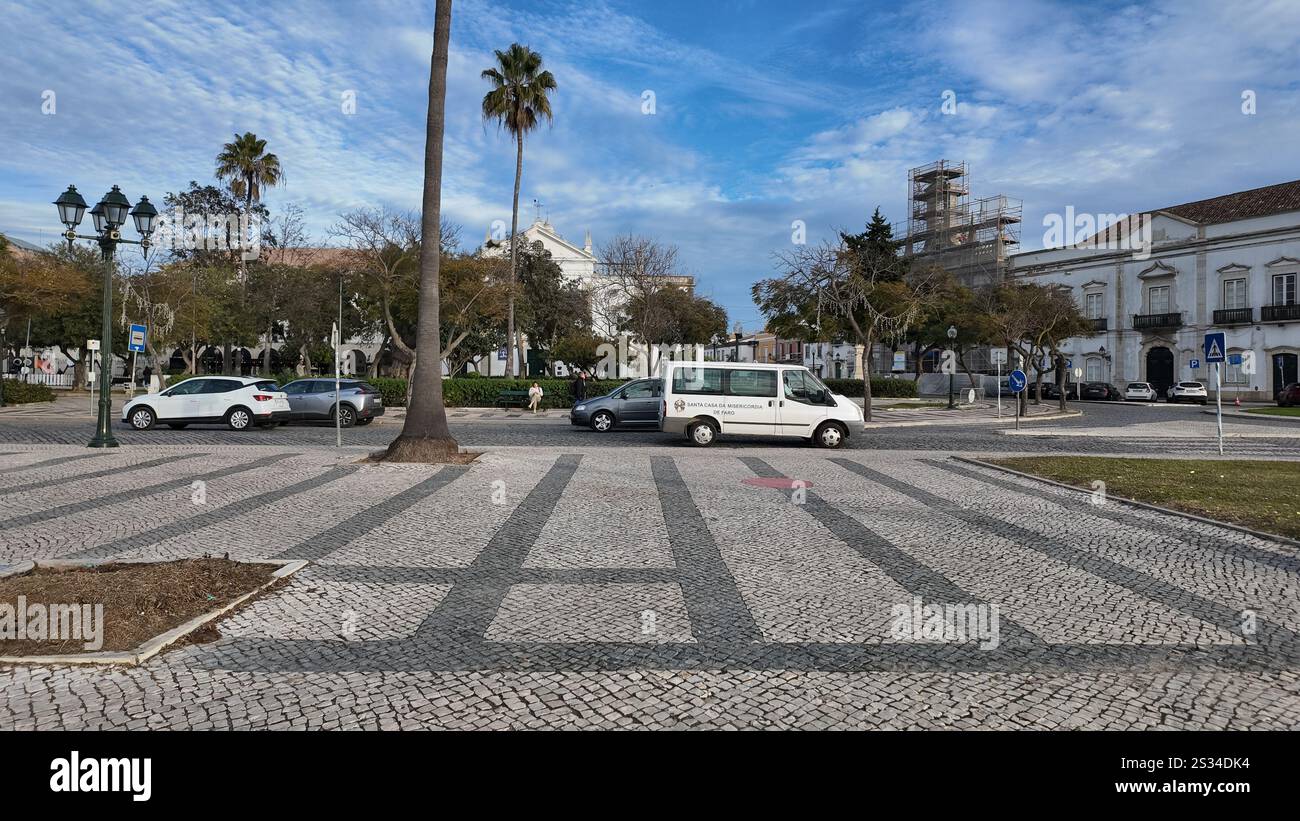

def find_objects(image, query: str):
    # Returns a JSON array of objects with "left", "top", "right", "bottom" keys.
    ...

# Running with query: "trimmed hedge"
[
  {"left": 824, "top": 377, "right": 918, "bottom": 398},
  {"left": 367, "top": 377, "right": 624, "bottom": 409},
  {"left": 364, "top": 374, "right": 916, "bottom": 407},
  {"left": 1, "top": 380, "right": 55, "bottom": 404}
]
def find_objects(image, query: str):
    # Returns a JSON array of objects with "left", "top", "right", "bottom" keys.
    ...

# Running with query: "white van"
[{"left": 658, "top": 361, "right": 862, "bottom": 448}]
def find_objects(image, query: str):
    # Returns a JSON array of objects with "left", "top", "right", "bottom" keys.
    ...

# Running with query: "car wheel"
[
  {"left": 226, "top": 406, "right": 253, "bottom": 431},
  {"left": 333, "top": 404, "right": 357, "bottom": 428},
  {"left": 814, "top": 422, "right": 846, "bottom": 449},
  {"left": 687, "top": 420, "right": 717, "bottom": 447},
  {"left": 129, "top": 407, "right": 156, "bottom": 431},
  {"left": 167, "top": 422, "right": 188, "bottom": 430},
  {"left": 591, "top": 410, "right": 614, "bottom": 432}
]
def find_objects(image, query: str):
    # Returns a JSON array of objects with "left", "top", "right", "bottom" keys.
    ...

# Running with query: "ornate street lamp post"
[
  {"left": 53, "top": 185, "right": 157, "bottom": 448},
  {"left": 946, "top": 324, "right": 958, "bottom": 409}
]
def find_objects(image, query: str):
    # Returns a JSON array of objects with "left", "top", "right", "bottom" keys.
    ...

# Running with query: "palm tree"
[
  {"left": 216, "top": 132, "right": 282, "bottom": 372},
  {"left": 215, "top": 132, "right": 282, "bottom": 213},
  {"left": 384, "top": 0, "right": 458, "bottom": 462},
  {"left": 481, "top": 43, "right": 557, "bottom": 378}
]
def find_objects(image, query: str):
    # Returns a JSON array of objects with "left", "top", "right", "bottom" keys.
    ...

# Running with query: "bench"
[{"left": 495, "top": 389, "right": 531, "bottom": 408}]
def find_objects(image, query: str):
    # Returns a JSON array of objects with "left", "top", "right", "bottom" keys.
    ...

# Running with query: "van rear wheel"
[
  {"left": 814, "top": 421, "right": 846, "bottom": 449},
  {"left": 688, "top": 420, "right": 717, "bottom": 447}
]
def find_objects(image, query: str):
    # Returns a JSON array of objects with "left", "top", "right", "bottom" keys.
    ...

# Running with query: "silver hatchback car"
[{"left": 278, "top": 378, "right": 385, "bottom": 427}]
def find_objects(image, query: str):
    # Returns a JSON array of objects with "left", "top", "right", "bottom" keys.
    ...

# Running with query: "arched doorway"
[
  {"left": 1146, "top": 346, "right": 1174, "bottom": 397},
  {"left": 1273, "top": 352, "right": 1298, "bottom": 398}
]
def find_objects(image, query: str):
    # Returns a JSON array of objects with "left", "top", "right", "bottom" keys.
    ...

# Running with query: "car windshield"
[
  {"left": 1179, "top": 382, "right": 1204, "bottom": 388},
  {"left": 254, "top": 381, "right": 279, "bottom": 391},
  {"left": 1126, "top": 383, "right": 1147, "bottom": 389}
]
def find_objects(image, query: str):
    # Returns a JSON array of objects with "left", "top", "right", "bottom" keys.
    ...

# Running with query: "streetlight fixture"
[
  {"left": 53, "top": 184, "right": 156, "bottom": 448},
  {"left": 946, "top": 324, "right": 958, "bottom": 409}
]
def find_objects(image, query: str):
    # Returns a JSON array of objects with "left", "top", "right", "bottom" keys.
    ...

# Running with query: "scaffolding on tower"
[{"left": 903, "top": 160, "right": 1021, "bottom": 290}]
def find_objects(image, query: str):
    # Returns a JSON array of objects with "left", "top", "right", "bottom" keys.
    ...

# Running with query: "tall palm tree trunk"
[
  {"left": 384, "top": 0, "right": 458, "bottom": 462},
  {"left": 508, "top": 134, "right": 522, "bottom": 378}
]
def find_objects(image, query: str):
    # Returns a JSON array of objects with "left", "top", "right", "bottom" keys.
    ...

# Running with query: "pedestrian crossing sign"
[{"left": 1203, "top": 332, "right": 1226, "bottom": 363}]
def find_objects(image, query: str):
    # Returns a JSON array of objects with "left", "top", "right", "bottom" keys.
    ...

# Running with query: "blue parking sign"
[
  {"left": 128, "top": 324, "right": 147, "bottom": 353},
  {"left": 1189, "top": 358, "right": 1200, "bottom": 369}
]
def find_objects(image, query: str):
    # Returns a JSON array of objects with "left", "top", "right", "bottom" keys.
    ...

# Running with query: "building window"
[
  {"left": 1084, "top": 292, "right": 1103, "bottom": 319},
  {"left": 1085, "top": 357, "right": 1103, "bottom": 382},
  {"left": 1223, "top": 278, "right": 1247, "bottom": 310},
  {"left": 1148, "top": 285, "right": 1171, "bottom": 314},
  {"left": 1273, "top": 273, "right": 1297, "bottom": 305},
  {"left": 1225, "top": 351, "right": 1249, "bottom": 385}
]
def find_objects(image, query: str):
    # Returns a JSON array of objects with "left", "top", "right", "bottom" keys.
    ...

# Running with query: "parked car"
[
  {"left": 1124, "top": 382, "right": 1158, "bottom": 401},
  {"left": 122, "top": 376, "right": 290, "bottom": 431},
  {"left": 1033, "top": 382, "right": 1078, "bottom": 401},
  {"left": 1079, "top": 382, "right": 1122, "bottom": 401},
  {"left": 1276, "top": 382, "right": 1300, "bottom": 407},
  {"left": 571, "top": 377, "right": 662, "bottom": 431},
  {"left": 278, "top": 378, "right": 385, "bottom": 427},
  {"left": 1168, "top": 381, "right": 1209, "bottom": 404}
]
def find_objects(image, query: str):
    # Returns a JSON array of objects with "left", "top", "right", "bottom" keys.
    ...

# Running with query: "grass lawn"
[
  {"left": 1245, "top": 407, "right": 1300, "bottom": 417},
  {"left": 987, "top": 456, "right": 1300, "bottom": 539}
]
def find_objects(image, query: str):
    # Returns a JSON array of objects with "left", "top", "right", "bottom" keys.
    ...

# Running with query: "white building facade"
[{"left": 1007, "top": 180, "right": 1300, "bottom": 400}]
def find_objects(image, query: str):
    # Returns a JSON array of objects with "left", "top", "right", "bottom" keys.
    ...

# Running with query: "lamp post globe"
[
  {"left": 54, "top": 185, "right": 88, "bottom": 233},
  {"left": 100, "top": 185, "right": 131, "bottom": 231},
  {"left": 130, "top": 195, "right": 158, "bottom": 242}
]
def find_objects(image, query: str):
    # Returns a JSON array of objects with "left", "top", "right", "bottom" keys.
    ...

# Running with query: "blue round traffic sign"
[{"left": 1008, "top": 370, "right": 1027, "bottom": 393}]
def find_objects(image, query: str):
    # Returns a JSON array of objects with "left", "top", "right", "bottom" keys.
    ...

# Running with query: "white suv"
[
  {"left": 1124, "top": 382, "right": 1157, "bottom": 401},
  {"left": 122, "top": 376, "right": 291, "bottom": 431},
  {"left": 1167, "top": 381, "right": 1209, "bottom": 404}
]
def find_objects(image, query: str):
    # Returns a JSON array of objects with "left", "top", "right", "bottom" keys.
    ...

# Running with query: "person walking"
[
  {"left": 571, "top": 371, "right": 587, "bottom": 406},
  {"left": 527, "top": 381, "right": 543, "bottom": 414}
]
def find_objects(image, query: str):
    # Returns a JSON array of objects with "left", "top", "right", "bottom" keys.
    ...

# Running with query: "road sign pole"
[
  {"left": 1216, "top": 361, "right": 1224, "bottom": 456},
  {"left": 997, "top": 360, "right": 1002, "bottom": 419}
]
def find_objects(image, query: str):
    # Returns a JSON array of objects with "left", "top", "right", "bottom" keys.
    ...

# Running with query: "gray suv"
[
  {"left": 278, "top": 379, "right": 384, "bottom": 427},
  {"left": 570, "top": 378, "right": 662, "bottom": 432}
]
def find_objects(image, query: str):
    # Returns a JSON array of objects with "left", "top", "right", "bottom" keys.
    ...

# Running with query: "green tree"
[
  {"left": 481, "top": 42, "right": 557, "bottom": 378},
  {"left": 385, "top": 0, "right": 457, "bottom": 462}
]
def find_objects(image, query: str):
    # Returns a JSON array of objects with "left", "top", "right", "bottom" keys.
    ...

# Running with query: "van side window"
[
  {"left": 783, "top": 370, "right": 825, "bottom": 404},
  {"left": 727, "top": 369, "right": 777, "bottom": 397},
  {"left": 672, "top": 367, "right": 723, "bottom": 395}
]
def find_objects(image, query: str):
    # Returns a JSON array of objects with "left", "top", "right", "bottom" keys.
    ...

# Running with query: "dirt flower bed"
[{"left": 0, "top": 558, "right": 279, "bottom": 656}]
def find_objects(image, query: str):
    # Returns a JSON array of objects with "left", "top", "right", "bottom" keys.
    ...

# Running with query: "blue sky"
[{"left": 3, "top": 0, "right": 1299, "bottom": 329}]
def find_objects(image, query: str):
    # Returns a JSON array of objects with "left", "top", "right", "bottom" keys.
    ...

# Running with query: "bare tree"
[{"left": 758, "top": 240, "right": 943, "bottom": 423}]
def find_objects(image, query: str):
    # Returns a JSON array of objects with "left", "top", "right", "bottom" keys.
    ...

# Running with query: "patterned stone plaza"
[{"left": 0, "top": 441, "right": 1297, "bottom": 729}]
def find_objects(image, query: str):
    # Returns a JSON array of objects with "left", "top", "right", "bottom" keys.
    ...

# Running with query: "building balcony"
[
  {"left": 1132, "top": 312, "right": 1183, "bottom": 330},
  {"left": 1213, "top": 307, "right": 1254, "bottom": 325},
  {"left": 1261, "top": 303, "right": 1300, "bottom": 323},
  {"left": 1088, "top": 317, "right": 1108, "bottom": 333}
]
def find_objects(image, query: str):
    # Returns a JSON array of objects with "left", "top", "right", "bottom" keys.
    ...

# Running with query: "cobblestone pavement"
[{"left": 0, "top": 442, "right": 1297, "bottom": 730}]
